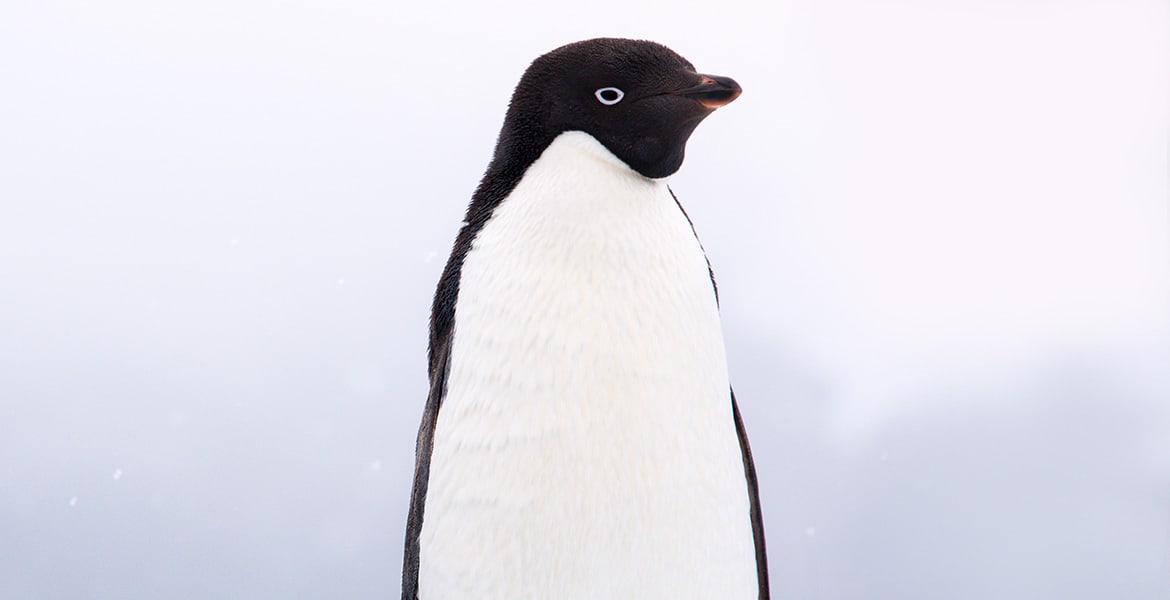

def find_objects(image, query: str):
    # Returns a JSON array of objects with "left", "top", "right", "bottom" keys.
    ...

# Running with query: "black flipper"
[
  {"left": 400, "top": 338, "right": 450, "bottom": 600},
  {"left": 670, "top": 184, "right": 769, "bottom": 596},
  {"left": 400, "top": 60, "right": 542, "bottom": 598},
  {"left": 732, "top": 388, "right": 770, "bottom": 599}
]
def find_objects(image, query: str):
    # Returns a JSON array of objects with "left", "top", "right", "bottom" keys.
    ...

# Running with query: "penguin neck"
[
  {"left": 546, "top": 130, "right": 652, "bottom": 177},
  {"left": 488, "top": 128, "right": 660, "bottom": 190},
  {"left": 530, "top": 130, "right": 659, "bottom": 185},
  {"left": 502, "top": 131, "right": 669, "bottom": 224},
  {"left": 468, "top": 130, "right": 664, "bottom": 233}
]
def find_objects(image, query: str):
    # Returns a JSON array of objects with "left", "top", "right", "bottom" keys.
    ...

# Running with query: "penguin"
[{"left": 402, "top": 38, "right": 768, "bottom": 599}]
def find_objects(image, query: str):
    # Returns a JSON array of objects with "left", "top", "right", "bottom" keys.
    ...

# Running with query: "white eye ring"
[{"left": 594, "top": 87, "right": 624, "bottom": 105}]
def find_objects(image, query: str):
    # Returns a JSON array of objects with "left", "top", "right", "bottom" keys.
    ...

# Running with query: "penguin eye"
[{"left": 594, "top": 87, "right": 624, "bottom": 106}]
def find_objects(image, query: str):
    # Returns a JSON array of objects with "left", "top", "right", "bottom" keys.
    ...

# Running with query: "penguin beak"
[{"left": 670, "top": 74, "right": 742, "bottom": 108}]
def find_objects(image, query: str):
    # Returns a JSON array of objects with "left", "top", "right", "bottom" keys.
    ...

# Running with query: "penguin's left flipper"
[
  {"left": 732, "top": 387, "right": 770, "bottom": 599},
  {"left": 669, "top": 185, "right": 768, "bottom": 596},
  {"left": 401, "top": 337, "right": 450, "bottom": 600}
]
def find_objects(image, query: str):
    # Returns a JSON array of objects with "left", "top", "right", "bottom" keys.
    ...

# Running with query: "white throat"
[{"left": 418, "top": 131, "right": 757, "bottom": 598}]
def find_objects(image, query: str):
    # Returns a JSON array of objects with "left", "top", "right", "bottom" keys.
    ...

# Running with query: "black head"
[{"left": 493, "top": 38, "right": 741, "bottom": 179}]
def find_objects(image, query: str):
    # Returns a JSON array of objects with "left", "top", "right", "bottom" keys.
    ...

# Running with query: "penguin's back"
[{"left": 418, "top": 131, "right": 758, "bottom": 598}]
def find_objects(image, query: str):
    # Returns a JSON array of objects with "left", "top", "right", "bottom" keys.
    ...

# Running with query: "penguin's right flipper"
[
  {"left": 401, "top": 337, "right": 451, "bottom": 600},
  {"left": 732, "top": 388, "right": 770, "bottom": 599}
]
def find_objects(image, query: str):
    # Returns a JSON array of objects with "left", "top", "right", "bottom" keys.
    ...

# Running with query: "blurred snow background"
[{"left": 2, "top": 0, "right": 1168, "bottom": 598}]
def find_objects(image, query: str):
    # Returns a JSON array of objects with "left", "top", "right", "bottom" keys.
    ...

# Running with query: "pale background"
[{"left": 2, "top": 0, "right": 1168, "bottom": 598}]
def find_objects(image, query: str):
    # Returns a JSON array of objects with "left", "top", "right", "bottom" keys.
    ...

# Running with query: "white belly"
[{"left": 418, "top": 131, "right": 757, "bottom": 599}]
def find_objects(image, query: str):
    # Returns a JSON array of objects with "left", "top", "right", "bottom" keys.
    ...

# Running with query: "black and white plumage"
[{"left": 402, "top": 38, "right": 768, "bottom": 599}]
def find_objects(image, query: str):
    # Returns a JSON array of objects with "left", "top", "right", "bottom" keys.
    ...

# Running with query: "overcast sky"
[{"left": 2, "top": 1, "right": 1168, "bottom": 598}]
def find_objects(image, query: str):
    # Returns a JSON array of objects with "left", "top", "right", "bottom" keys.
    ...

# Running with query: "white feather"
[{"left": 418, "top": 131, "right": 757, "bottom": 599}]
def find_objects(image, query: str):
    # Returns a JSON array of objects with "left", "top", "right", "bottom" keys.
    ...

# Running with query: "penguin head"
[{"left": 497, "top": 38, "right": 741, "bottom": 179}]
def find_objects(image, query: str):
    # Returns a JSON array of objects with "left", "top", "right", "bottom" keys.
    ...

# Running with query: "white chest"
[{"left": 418, "top": 132, "right": 757, "bottom": 599}]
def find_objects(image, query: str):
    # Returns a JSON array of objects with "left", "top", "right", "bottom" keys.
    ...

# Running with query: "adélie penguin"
[{"left": 402, "top": 38, "right": 768, "bottom": 599}]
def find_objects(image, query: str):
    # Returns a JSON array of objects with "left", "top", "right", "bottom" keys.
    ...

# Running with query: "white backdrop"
[{"left": 2, "top": 1, "right": 1168, "bottom": 598}]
